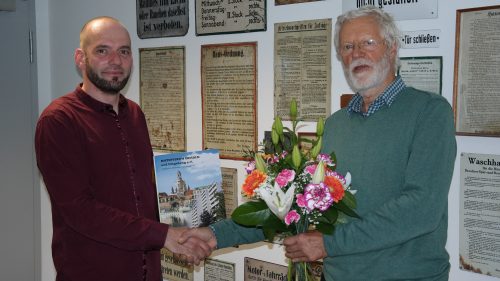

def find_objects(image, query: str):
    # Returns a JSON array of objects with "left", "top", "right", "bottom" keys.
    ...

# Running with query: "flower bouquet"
[{"left": 231, "top": 100, "right": 360, "bottom": 281}]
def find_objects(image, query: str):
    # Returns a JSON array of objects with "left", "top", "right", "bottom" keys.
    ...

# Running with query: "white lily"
[
  {"left": 344, "top": 172, "right": 357, "bottom": 195},
  {"left": 312, "top": 160, "right": 325, "bottom": 184},
  {"left": 258, "top": 182, "right": 296, "bottom": 220}
]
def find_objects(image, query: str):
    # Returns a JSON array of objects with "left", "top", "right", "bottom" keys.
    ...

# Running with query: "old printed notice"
[
  {"left": 195, "top": 0, "right": 266, "bottom": 35},
  {"left": 274, "top": 19, "right": 331, "bottom": 121},
  {"left": 204, "top": 258, "right": 235, "bottom": 281},
  {"left": 454, "top": 6, "right": 500, "bottom": 136},
  {"left": 459, "top": 153, "right": 500, "bottom": 278},
  {"left": 399, "top": 56, "right": 442, "bottom": 95},
  {"left": 140, "top": 47, "right": 186, "bottom": 152},
  {"left": 201, "top": 42, "right": 257, "bottom": 159},
  {"left": 221, "top": 167, "right": 238, "bottom": 217}
]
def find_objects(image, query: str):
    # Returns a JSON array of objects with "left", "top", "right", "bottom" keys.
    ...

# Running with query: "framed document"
[
  {"left": 274, "top": 19, "right": 331, "bottom": 121},
  {"left": 398, "top": 56, "right": 442, "bottom": 95},
  {"left": 459, "top": 153, "right": 500, "bottom": 278},
  {"left": 140, "top": 46, "right": 186, "bottom": 152},
  {"left": 221, "top": 167, "right": 238, "bottom": 218},
  {"left": 204, "top": 258, "right": 235, "bottom": 281},
  {"left": 136, "top": 0, "right": 189, "bottom": 38},
  {"left": 195, "top": 0, "right": 266, "bottom": 36},
  {"left": 453, "top": 5, "right": 500, "bottom": 137},
  {"left": 201, "top": 42, "right": 258, "bottom": 160}
]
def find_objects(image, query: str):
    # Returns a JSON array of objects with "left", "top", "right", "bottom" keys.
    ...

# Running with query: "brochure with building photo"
[
  {"left": 154, "top": 149, "right": 226, "bottom": 281},
  {"left": 154, "top": 149, "right": 226, "bottom": 227}
]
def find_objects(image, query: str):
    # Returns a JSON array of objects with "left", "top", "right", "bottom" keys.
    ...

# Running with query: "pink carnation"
[
  {"left": 275, "top": 169, "right": 295, "bottom": 188},
  {"left": 296, "top": 193, "right": 307, "bottom": 208},
  {"left": 284, "top": 210, "right": 300, "bottom": 226},
  {"left": 301, "top": 183, "right": 333, "bottom": 211},
  {"left": 304, "top": 164, "right": 317, "bottom": 176},
  {"left": 316, "top": 154, "right": 333, "bottom": 165}
]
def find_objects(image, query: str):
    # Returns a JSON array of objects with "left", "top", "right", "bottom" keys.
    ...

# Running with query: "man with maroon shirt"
[{"left": 35, "top": 16, "right": 212, "bottom": 281}]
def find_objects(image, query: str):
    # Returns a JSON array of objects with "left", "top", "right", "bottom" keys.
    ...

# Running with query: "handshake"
[
  {"left": 163, "top": 226, "right": 328, "bottom": 266},
  {"left": 163, "top": 226, "right": 216, "bottom": 265}
]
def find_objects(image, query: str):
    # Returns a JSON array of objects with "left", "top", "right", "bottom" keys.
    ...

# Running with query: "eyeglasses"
[{"left": 340, "top": 39, "right": 384, "bottom": 55}]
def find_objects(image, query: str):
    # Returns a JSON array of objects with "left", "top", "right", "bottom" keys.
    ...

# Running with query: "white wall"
[{"left": 35, "top": 0, "right": 500, "bottom": 280}]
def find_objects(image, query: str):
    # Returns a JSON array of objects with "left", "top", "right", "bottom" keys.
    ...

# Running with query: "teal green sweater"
[{"left": 212, "top": 87, "right": 456, "bottom": 281}]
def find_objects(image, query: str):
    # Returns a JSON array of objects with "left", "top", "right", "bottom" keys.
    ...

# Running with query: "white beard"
[{"left": 343, "top": 52, "right": 391, "bottom": 95}]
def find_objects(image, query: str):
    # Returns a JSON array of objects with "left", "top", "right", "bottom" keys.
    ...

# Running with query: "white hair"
[{"left": 334, "top": 5, "right": 401, "bottom": 70}]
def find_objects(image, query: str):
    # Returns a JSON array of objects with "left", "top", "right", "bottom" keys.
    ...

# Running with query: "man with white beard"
[
  {"left": 178, "top": 6, "right": 457, "bottom": 281},
  {"left": 283, "top": 6, "right": 457, "bottom": 281}
]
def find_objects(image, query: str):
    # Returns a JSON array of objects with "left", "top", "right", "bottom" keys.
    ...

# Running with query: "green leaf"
[
  {"left": 321, "top": 208, "right": 339, "bottom": 224},
  {"left": 333, "top": 200, "right": 361, "bottom": 219},
  {"left": 262, "top": 226, "right": 277, "bottom": 242},
  {"left": 315, "top": 222, "right": 335, "bottom": 235},
  {"left": 329, "top": 151, "right": 337, "bottom": 170},
  {"left": 262, "top": 214, "right": 288, "bottom": 232},
  {"left": 342, "top": 191, "right": 357, "bottom": 209},
  {"left": 231, "top": 201, "right": 270, "bottom": 226},
  {"left": 262, "top": 212, "right": 289, "bottom": 241}
]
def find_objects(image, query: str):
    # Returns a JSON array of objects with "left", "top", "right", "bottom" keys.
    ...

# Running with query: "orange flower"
[
  {"left": 242, "top": 170, "right": 267, "bottom": 197},
  {"left": 324, "top": 175, "right": 345, "bottom": 202}
]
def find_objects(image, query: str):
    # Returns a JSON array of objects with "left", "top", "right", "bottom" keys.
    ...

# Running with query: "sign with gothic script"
[
  {"left": 244, "top": 257, "right": 288, "bottom": 281},
  {"left": 342, "top": 0, "right": 438, "bottom": 20},
  {"left": 136, "top": 0, "right": 189, "bottom": 38}
]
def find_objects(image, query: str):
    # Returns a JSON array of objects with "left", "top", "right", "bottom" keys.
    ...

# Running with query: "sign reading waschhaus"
[
  {"left": 459, "top": 153, "right": 500, "bottom": 278},
  {"left": 195, "top": 0, "right": 266, "bottom": 35},
  {"left": 137, "top": 0, "right": 189, "bottom": 38}
]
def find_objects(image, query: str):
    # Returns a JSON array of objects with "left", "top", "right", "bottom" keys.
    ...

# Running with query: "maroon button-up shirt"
[{"left": 35, "top": 86, "right": 169, "bottom": 281}]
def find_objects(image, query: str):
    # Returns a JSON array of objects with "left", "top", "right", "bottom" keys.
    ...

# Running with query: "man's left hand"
[{"left": 283, "top": 231, "right": 327, "bottom": 262}]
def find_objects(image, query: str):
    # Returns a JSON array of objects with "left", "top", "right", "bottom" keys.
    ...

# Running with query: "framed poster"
[
  {"left": 195, "top": 0, "right": 266, "bottom": 36},
  {"left": 398, "top": 56, "right": 442, "bottom": 96},
  {"left": 459, "top": 153, "right": 500, "bottom": 278},
  {"left": 201, "top": 42, "right": 258, "bottom": 160},
  {"left": 453, "top": 5, "right": 500, "bottom": 137},
  {"left": 274, "top": 19, "right": 331, "bottom": 121},
  {"left": 136, "top": 0, "right": 189, "bottom": 38},
  {"left": 221, "top": 167, "right": 238, "bottom": 218},
  {"left": 140, "top": 46, "right": 186, "bottom": 152}
]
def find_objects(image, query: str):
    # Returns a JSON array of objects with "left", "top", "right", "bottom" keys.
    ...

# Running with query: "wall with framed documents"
[{"left": 36, "top": 0, "right": 500, "bottom": 281}]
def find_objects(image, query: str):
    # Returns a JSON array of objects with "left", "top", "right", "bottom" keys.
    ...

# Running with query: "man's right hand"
[
  {"left": 178, "top": 227, "right": 217, "bottom": 252},
  {"left": 164, "top": 226, "right": 214, "bottom": 265}
]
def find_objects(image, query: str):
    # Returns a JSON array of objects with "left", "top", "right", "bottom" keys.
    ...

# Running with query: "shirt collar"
[
  {"left": 347, "top": 76, "right": 406, "bottom": 117},
  {"left": 75, "top": 84, "right": 128, "bottom": 114}
]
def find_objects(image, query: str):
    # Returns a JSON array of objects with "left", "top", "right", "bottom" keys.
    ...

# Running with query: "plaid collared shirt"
[{"left": 347, "top": 76, "right": 406, "bottom": 117}]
